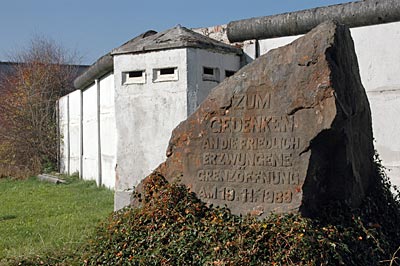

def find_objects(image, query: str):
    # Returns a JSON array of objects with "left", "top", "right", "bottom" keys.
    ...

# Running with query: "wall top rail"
[{"left": 227, "top": 0, "right": 400, "bottom": 42}]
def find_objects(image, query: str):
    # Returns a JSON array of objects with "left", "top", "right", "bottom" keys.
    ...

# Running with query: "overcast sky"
[{"left": 0, "top": 0, "right": 354, "bottom": 65}]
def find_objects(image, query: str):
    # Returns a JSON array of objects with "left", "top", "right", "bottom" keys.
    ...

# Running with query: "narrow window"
[
  {"left": 123, "top": 70, "right": 146, "bottom": 84},
  {"left": 160, "top": 68, "right": 175, "bottom": 75},
  {"left": 128, "top": 71, "right": 143, "bottom": 78},
  {"left": 203, "top": 67, "right": 214, "bottom": 76},
  {"left": 202, "top": 66, "right": 220, "bottom": 82},
  {"left": 153, "top": 67, "right": 178, "bottom": 82}
]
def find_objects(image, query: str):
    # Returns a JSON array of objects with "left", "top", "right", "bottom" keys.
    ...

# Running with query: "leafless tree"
[{"left": 0, "top": 36, "right": 81, "bottom": 178}]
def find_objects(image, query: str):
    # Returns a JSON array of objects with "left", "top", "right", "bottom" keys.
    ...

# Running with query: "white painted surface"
[
  {"left": 82, "top": 83, "right": 99, "bottom": 183},
  {"left": 368, "top": 90, "right": 400, "bottom": 187},
  {"left": 351, "top": 22, "right": 400, "bottom": 93},
  {"left": 58, "top": 73, "right": 116, "bottom": 188},
  {"left": 186, "top": 48, "right": 241, "bottom": 115},
  {"left": 242, "top": 40, "right": 257, "bottom": 64},
  {"left": 58, "top": 95, "right": 69, "bottom": 174},
  {"left": 99, "top": 73, "right": 117, "bottom": 189},
  {"left": 68, "top": 90, "right": 82, "bottom": 175},
  {"left": 352, "top": 22, "right": 400, "bottom": 188},
  {"left": 252, "top": 21, "right": 400, "bottom": 187},
  {"left": 258, "top": 35, "right": 300, "bottom": 56},
  {"left": 114, "top": 49, "right": 188, "bottom": 209}
]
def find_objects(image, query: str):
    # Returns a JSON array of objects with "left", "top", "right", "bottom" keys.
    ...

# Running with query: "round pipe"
[{"left": 227, "top": 0, "right": 400, "bottom": 42}]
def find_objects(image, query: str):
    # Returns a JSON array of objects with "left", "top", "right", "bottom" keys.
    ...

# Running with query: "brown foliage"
[{"left": 0, "top": 37, "right": 81, "bottom": 178}]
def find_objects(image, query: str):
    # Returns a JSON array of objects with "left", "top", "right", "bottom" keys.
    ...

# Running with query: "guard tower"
[{"left": 111, "top": 26, "right": 242, "bottom": 209}]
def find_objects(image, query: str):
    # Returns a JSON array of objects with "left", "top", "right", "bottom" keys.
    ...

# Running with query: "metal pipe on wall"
[{"left": 227, "top": 0, "right": 400, "bottom": 42}]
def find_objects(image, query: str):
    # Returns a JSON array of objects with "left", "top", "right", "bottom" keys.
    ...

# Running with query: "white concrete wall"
[
  {"left": 68, "top": 90, "right": 82, "bottom": 175},
  {"left": 114, "top": 49, "right": 188, "bottom": 209},
  {"left": 59, "top": 73, "right": 117, "bottom": 188},
  {"left": 82, "top": 83, "right": 99, "bottom": 184},
  {"left": 186, "top": 48, "right": 241, "bottom": 115},
  {"left": 258, "top": 35, "right": 299, "bottom": 57},
  {"left": 99, "top": 73, "right": 117, "bottom": 189},
  {"left": 251, "top": 21, "right": 400, "bottom": 187},
  {"left": 352, "top": 22, "right": 400, "bottom": 186},
  {"left": 58, "top": 95, "right": 69, "bottom": 174}
]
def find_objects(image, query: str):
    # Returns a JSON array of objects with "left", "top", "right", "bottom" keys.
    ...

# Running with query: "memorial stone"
[{"left": 136, "top": 21, "right": 375, "bottom": 217}]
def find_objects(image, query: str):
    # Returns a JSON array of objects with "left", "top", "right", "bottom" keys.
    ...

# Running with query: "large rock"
[{"left": 136, "top": 21, "right": 375, "bottom": 217}]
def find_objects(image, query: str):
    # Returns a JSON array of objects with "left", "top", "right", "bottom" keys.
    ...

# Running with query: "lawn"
[{"left": 0, "top": 175, "right": 114, "bottom": 264}]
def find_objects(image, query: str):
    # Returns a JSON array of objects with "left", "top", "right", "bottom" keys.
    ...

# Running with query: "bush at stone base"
[{"left": 82, "top": 158, "right": 400, "bottom": 266}]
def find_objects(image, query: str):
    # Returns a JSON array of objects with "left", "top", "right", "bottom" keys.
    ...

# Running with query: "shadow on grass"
[{"left": 0, "top": 215, "right": 17, "bottom": 222}]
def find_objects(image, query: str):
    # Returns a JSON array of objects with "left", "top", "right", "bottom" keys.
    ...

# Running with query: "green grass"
[{"left": 0, "top": 175, "right": 114, "bottom": 264}]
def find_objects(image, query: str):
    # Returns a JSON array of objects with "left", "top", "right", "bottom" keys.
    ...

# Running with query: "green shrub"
[{"left": 82, "top": 159, "right": 400, "bottom": 266}]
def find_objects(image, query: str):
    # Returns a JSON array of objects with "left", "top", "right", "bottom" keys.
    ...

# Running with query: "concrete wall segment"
[
  {"left": 351, "top": 22, "right": 400, "bottom": 92},
  {"left": 99, "top": 73, "right": 117, "bottom": 189},
  {"left": 58, "top": 95, "right": 69, "bottom": 174},
  {"left": 82, "top": 84, "right": 99, "bottom": 183},
  {"left": 68, "top": 90, "right": 82, "bottom": 175}
]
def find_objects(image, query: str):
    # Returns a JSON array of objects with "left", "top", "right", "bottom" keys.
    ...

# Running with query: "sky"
[{"left": 0, "top": 0, "right": 354, "bottom": 65}]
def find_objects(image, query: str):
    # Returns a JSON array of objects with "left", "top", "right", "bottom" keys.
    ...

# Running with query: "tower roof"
[
  {"left": 111, "top": 25, "right": 242, "bottom": 56},
  {"left": 74, "top": 26, "right": 242, "bottom": 89}
]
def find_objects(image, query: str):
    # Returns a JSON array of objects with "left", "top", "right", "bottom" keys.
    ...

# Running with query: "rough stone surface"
[{"left": 135, "top": 21, "right": 375, "bottom": 218}]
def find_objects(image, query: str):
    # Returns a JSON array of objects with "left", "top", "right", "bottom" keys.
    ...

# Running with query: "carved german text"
[
  {"left": 198, "top": 186, "right": 293, "bottom": 204},
  {"left": 209, "top": 115, "right": 294, "bottom": 134}
]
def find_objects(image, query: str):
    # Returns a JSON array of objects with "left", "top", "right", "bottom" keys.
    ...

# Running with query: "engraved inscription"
[
  {"left": 202, "top": 152, "right": 293, "bottom": 167},
  {"left": 232, "top": 93, "right": 271, "bottom": 110},
  {"left": 209, "top": 115, "right": 294, "bottom": 133},
  {"left": 198, "top": 186, "right": 293, "bottom": 204},
  {"left": 202, "top": 137, "right": 300, "bottom": 151},
  {"left": 191, "top": 91, "right": 302, "bottom": 208},
  {"left": 197, "top": 170, "right": 300, "bottom": 185}
]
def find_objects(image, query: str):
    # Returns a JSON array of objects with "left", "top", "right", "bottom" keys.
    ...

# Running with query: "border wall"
[
  {"left": 60, "top": 0, "right": 400, "bottom": 195},
  {"left": 59, "top": 73, "right": 116, "bottom": 189}
]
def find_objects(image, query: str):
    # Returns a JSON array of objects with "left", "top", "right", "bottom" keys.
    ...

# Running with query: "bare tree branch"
[{"left": 0, "top": 36, "right": 81, "bottom": 178}]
